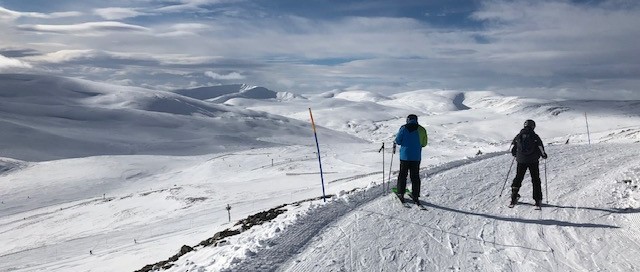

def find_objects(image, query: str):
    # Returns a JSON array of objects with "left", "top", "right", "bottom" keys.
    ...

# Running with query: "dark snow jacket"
[
  {"left": 511, "top": 127, "right": 546, "bottom": 164},
  {"left": 394, "top": 119, "right": 428, "bottom": 161}
]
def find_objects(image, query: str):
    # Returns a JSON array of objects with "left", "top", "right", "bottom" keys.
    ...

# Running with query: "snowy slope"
[
  {"left": 278, "top": 144, "right": 640, "bottom": 272},
  {"left": 0, "top": 74, "right": 362, "bottom": 161},
  {"left": 214, "top": 88, "right": 640, "bottom": 160},
  {"left": 1, "top": 74, "right": 640, "bottom": 272},
  {"left": 159, "top": 143, "right": 640, "bottom": 272}
]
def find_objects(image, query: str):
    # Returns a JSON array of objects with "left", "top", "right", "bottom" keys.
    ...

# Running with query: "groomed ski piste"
[
  {"left": 174, "top": 144, "right": 640, "bottom": 272},
  {"left": 1, "top": 74, "right": 639, "bottom": 272}
]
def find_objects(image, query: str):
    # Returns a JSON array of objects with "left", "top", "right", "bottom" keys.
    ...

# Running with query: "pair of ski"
[
  {"left": 508, "top": 196, "right": 541, "bottom": 210},
  {"left": 391, "top": 188, "right": 426, "bottom": 210}
]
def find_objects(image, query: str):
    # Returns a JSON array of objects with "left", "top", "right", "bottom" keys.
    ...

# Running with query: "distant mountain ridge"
[
  {"left": 173, "top": 84, "right": 245, "bottom": 100},
  {"left": 173, "top": 84, "right": 302, "bottom": 103}
]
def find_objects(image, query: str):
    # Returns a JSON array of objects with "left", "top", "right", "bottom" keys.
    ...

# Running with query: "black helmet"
[
  {"left": 524, "top": 119, "right": 536, "bottom": 129},
  {"left": 406, "top": 114, "right": 418, "bottom": 123}
]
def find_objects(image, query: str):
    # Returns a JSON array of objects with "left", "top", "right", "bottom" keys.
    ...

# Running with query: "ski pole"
[
  {"left": 499, "top": 156, "right": 516, "bottom": 197},
  {"left": 378, "top": 143, "right": 385, "bottom": 195},
  {"left": 544, "top": 158, "right": 548, "bottom": 204},
  {"left": 387, "top": 143, "right": 396, "bottom": 194}
]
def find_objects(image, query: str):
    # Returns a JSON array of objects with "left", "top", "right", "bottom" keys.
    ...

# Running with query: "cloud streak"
[
  {"left": 17, "top": 21, "right": 150, "bottom": 35},
  {"left": 205, "top": 71, "right": 245, "bottom": 80},
  {"left": 0, "top": 6, "right": 81, "bottom": 20},
  {"left": 93, "top": 7, "right": 148, "bottom": 20},
  {"left": 0, "top": 54, "right": 32, "bottom": 70}
]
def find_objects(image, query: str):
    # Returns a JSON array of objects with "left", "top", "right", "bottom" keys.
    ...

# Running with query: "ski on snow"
[
  {"left": 508, "top": 201, "right": 542, "bottom": 210},
  {"left": 393, "top": 193, "right": 411, "bottom": 208},
  {"left": 392, "top": 188, "right": 426, "bottom": 210},
  {"left": 413, "top": 200, "right": 427, "bottom": 210}
]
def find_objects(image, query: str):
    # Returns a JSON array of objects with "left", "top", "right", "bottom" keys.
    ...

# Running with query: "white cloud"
[
  {"left": 205, "top": 71, "right": 245, "bottom": 80},
  {"left": 0, "top": 54, "right": 32, "bottom": 70},
  {"left": 154, "top": 0, "right": 229, "bottom": 13},
  {"left": 171, "top": 23, "right": 210, "bottom": 31},
  {"left": 17, "top": 21, "right": 150, "bottom": 35},
  {"left": 0, "top": 6, "right": 20, "bottom": 20},
  {"left": 0, "top": 6, "right": 81, "bottom": 20},
  {"left": 467, "top": 0, "right": 640, "bottom": 83},
  {"left": 157, "top": 23, "right": 210, "bottom": 37},
  {"left": 154, "top": 0, "right": 246, "bottom": 13},
  {"left": 93, "top": 7, "right": 147, "bottom": 20},
  {"left": 25, "top": 49, "right": 97, "bottom": 63}
]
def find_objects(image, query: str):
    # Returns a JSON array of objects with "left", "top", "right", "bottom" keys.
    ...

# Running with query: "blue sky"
[{"left": 1, "top": 0, "right": 639, "bottom": 99}]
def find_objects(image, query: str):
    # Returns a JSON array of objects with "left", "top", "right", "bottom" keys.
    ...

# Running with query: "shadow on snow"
[{"left": 420, "top": 200, "right": 620, "bottom": 229}]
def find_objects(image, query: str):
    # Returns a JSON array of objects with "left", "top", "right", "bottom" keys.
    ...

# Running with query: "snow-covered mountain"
[
  {"left": 174, "top": 84, "right": 302, "bottom": 104},
  {"left": 0, "top": 74, "right": 360, "bottom": 161},
  {"left": 0, "top": 74, "right": 639, "bottom": 272}
]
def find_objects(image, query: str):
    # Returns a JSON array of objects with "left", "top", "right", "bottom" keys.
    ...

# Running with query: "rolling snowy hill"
[
  {"left": 0, "top": 74, "right": 361, "bottom": 161},
  {"left": 1, "top": 74, "right": 639, "bottom": 272}
]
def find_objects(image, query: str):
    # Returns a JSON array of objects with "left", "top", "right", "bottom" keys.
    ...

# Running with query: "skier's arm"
[
  {"left": 536, "top": 134, "right": 547, "bottom": 159},
  {"left": 538, "top": 146, "right": 547, "bottom": 159},
  {"left": 510, "top": 136, "right": 517, "bottom": 156},
  {"left": 394, "top": 126, "right": 405, "bottom": 146}
]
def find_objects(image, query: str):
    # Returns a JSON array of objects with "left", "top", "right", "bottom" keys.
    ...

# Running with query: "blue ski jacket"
[{"left": 394, "top": 119, "right": 428, "bottom": 161}]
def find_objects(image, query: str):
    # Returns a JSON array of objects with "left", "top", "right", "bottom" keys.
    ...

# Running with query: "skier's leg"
[
  {"left": 397, "top": 160, "right": 409, "bottom": 196},
  {"left": 409, "top": 161, "right": 421, "bottom": 201},
  {"left": 511, "top": 163, "right": 526, "bottom": 203},
  {"left": 530, "top": 163, "right": 543, "bottom": 203}
]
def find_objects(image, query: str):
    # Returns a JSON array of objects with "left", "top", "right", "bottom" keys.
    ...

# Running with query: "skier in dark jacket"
[
  {"left": 510, "top": 119, "right": 548, "bottom": 208},
  {"left": 394, "top": 114, "right": 428, "bottom": 203}
]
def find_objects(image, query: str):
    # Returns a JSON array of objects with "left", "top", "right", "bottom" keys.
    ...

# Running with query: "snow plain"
[{"left": 1, "top": 73, "right": 639, "bottom": 271}]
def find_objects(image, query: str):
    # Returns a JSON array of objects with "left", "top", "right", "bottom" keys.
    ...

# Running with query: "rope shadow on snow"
[
  {"left": 538, "top": 203, "right": 640, "bottom": 214},
  {"left": 420, "top": 201, "right": 620, "bottom": 229}
]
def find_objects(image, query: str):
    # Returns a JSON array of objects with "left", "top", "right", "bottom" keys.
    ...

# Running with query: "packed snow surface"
[{"left": 1, "top": 74, "right": 639, "bottom": 272}]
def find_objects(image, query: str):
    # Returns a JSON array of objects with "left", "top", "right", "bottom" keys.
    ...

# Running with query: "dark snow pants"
[
  {"left": 511, "top": 162, "right": 542, "bottom": 201},
  {"left": 397, "top": 160, "right": 421, "bottom": 199}
]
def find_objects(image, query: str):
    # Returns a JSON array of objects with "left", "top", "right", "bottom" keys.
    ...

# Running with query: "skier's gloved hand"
[{"left": 541, "top": 153, "right": 548, "bottom": 159}]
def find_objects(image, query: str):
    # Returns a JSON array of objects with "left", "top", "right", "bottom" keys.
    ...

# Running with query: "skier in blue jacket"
[{"left": 394, "top": 114, "right": 428, "bottom": 203}]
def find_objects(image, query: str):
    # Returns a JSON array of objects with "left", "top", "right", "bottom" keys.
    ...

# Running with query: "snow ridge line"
[{"left": 222, "top": 151, "right": 509, "bottom": 271}]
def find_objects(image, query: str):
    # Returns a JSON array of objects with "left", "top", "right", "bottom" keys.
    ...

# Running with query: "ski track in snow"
[
  {"left": 222, "top": 144, "right": 640, "bottom": 272},
  {"left": 221, "top": 152, "right": 507, "bottom": 271}
]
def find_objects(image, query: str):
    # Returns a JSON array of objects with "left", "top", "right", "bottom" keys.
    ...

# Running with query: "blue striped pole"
[{"left": 309, "top": 108, "right": 327, "bottom": 202}]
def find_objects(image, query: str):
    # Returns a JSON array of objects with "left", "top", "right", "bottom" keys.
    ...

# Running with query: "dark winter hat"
[
  {"left": 406, "top": 114, "right": 418, "bottom": 123},
  {"left": 524, "top": 119, "right": 536, "bottom": 129}
]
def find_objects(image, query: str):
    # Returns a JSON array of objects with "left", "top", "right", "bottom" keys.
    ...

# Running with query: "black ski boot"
[
  {"left": 395, "top": 193, "right": 405, "bottom": 203},
  {"left": 508, "top": 194, "right": 520, "bottom": 208},
  {"left": 534, "top": 199, "right": 542, "bottom": 210},
  {"left": 411, "top": 193, "right": 419, "bottom": 203}
]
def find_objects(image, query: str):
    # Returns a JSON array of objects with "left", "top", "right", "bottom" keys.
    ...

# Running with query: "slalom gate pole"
[
  {"left": 387, "top": 143, "right": 396, "bottom": 194},
  {"left": 499, "top": 156, "right": 516, "bottom": 197},
  {"left": 378, "top": 143, "right": 385, "bottom": 195},
  {"left": 308, "top": 108, "right": 327, "bottom": 202},
  {"left": 544, "top": 159, "right": 549, "bottom": 204}
]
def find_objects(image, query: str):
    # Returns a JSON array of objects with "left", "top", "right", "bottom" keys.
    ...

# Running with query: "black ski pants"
[
  {"left": 511, "top": 162, "right": 542, "bottom": 201},
  {"left": 397, "top": 160, "right": 421, "bottom": 198}
]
